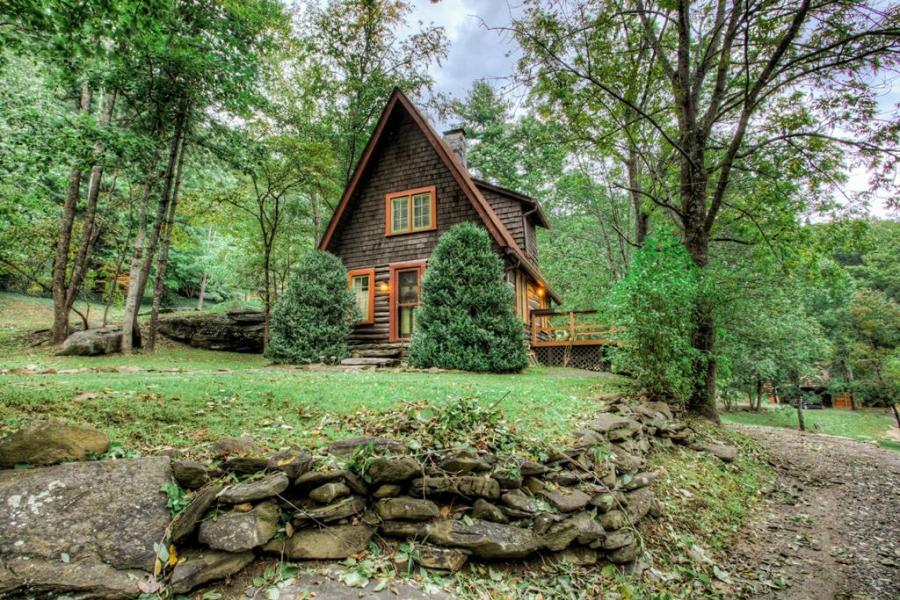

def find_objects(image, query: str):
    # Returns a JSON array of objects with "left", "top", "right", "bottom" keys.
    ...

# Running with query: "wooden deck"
[{"left": 530, "top": 309, "right": 618, "bottom": 347}]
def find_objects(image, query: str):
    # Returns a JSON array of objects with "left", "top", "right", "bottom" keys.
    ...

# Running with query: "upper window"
[
  {"left": 348, "top": 268, "right": 375, "bottom": 324},
  {"left": 385, "top": 186, "right": 436, "bottom": 236}
]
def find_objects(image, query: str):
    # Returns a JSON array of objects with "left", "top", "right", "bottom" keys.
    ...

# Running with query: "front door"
[{"left": 389, "top": 260, "right": 426, "bottom": 341}]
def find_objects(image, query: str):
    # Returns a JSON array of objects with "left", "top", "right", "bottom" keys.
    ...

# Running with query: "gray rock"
[
  {"left": 0, "top": 420, "right": 109, "bottom": 467},
  {"left": 264, "top": 524, "right": 375, "bottom": 559},
  {"left": 0, "top": 456, "right": 171, "bottom": 597},
  {"left": 373, "top": 483, "right": 402, "bottom": 498},
  {"left": 310, "top": 481, "right": 351, "bottom": 504},
  {"left": 600, "top": 510, "right": 628, "bottom": 531},
  {"left": 472, "top": 499, "right": 508, "bottom": 523},
  {"left": 211, "top": 435, "right": 257, "bottom": 458},
  {"left": 56, "top": 326, "right": 127, "bottom": 356},
  {"left": 440, "top": 449, "right": 489, "bottom": 474},
  {"left": 221, "top": 456, "right": 269, "bottom": 475},
  {"left": 376, "top": 496, "right": 440, "bottom": 521},
  {"left": 607, "top": 542, "right": 640, "bottom": 563},
  {"left": 382, "top": 519, "right": 541, "bottom": 559},
  {"left": 327, "top": 436, "right": 406, "bottom": 458},
  {"left": 172, "top": 460, "right": 209, "bottom": 490},
  {"left": 542, "top": 511, "right": 605, "bottom": 551},
  {"left": 367, "top": 457, "right": 421, "bottom": 483},
  {"left": 199, "top": 501, "right": 279, "bottom": 551},
  {"left": 585, "top": 414, "right": 638, "bottom": 434},
  {"left": 538, "top": 487, "right": 592, "bottom": 513},
  {"left": 158, "top": 310, "right": 264, "bottom": 353},
  {"left": 621, "top": 471, "right": 655, "bottom": 491},
  {"left": 602, "top": 529, "right": 635, "bottom": 550},
  {"left": 501, "top": 488, "right": 541, "bottom": 513},
  {"left": 410, "top": 476, "right": 500, "bottom": 499},
  {"left": 343, "top": 471, "right": 369, "bottom": 495},
  {"left": 295, "top": 469, "right": 345, "bottom": 488},
  {"left": 268, "top": 448, "right": 312, "bottom": 480},
  {"left": 590, "top": 493, "right": 621, "bottom": 513},
  {"left": 294, "top": 496, "right": 365, "bottom": 524},
  {"left": 218, "top": 472, "right": 289, "bottom": 504},
  {"left": 517, "top": 458, "right": 549, "bottom": 476},
  {"left": 705, "top": 442, "right": 738, "bottom": 463},
  {"left": 414, "top": 546, "right": 470, "bottom": 572},
  {"left": 169, "top": 549, "right": 255, "bottom": 594},
  {"left": 624, "top": 487, "right": 654, "bottom": 521},
  {"left": 171, "top": 484, "right": 222, "bottom": 543}
]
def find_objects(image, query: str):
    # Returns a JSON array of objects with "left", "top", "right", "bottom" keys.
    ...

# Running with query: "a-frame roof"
[{"left": 318, "top": 88, "right": 560, "bottom": 303}]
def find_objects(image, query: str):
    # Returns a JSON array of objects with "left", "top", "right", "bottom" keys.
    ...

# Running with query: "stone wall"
[{"left": 0, "top": 398, "right": 725, "bottom": 598}]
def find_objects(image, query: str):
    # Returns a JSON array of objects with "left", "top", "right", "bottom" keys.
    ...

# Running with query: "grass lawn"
[
  {"left": 722, "top": 406, "right": 900, "bottom": 451},
  {"left": 0, "top": 292, "right": 626, "bottom": 456}
]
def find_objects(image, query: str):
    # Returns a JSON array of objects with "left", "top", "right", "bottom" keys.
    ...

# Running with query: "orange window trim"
[
  {"left": 384, "top": 186, "right": 437, "bottom": 236},
  {"left": 388, "top": 260, "right": 427, "bottom": 342},
  {"left": 348, "top": 268, "right": 375, "bottom": 324}
]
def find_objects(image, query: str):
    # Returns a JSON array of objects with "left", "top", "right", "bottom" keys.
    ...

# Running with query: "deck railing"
[{"left": 530, "top": 309, "right": 618, "bottom": 347}]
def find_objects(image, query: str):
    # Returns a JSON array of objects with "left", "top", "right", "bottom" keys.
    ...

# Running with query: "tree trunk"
[
  {"left": 891, "top": 404, "right": 900, "bottom": 429},
  {"left": 121, "top": 102, "right": 187, "bottom": 351},
  {"left": 796, "top": 401, "right": 806, "bottom": 432},
  {"left": 262, "top": 243, "right": 272, "bottom": 348},
  {"left": 65, "top": 90, "right": 118, "bottom": 316},
  {"left": 147, "top": 127, "right": 188, "bottom": 352},
  {"left": 120, "top": 173, "right": 156, "bottom": 354},
  {"left": 196, "top": 273, "right": 208, "bottom": 311},
  {"left": 50, "top": 82, "right": 91, "bottom": 344},
  {"left": 626, "top": 150, "right": 648, "bottom": 246}
]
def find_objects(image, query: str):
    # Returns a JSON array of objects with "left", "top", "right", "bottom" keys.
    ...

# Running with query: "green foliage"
[
  {"left": 611, "top": 230, "right": 699, "bottom": 403},
  {"left": 407, "top": 223, "right": 528, "bottom": 373},
  {"left": 265, "top": 251, "right": 356, "bottom": 365},
  {"left": 160, "top": 480, "right": 189, "bottom": 516}
]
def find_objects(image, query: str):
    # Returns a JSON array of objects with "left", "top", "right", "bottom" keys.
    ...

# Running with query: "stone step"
[
  {"left": 340, "top": 357, "right": 400, "bottom": 368},
  {"left": 352, "top": 348, "right": 403, "bottom": 358}
]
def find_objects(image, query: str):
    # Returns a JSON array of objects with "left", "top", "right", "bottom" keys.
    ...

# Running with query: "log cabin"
[{"left": 317, "top": 89, "right": 560, "bottom": 358}]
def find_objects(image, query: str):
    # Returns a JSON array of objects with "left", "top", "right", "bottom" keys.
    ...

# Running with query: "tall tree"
[{"left": 512, "top": 0, "right": 900, "bottom": 417}]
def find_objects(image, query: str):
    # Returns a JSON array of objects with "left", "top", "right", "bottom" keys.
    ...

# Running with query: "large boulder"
[
  {"left": 0, "top": 420, "right": 110, "bottom": 468},
  {"left": 157, "top": 309, "right": 265, "bottom": 353},
  {"left": 0, "top": 456, "right": 171, "bottom": 598},
  {"left": 56, "top": 325, "right": 138, "bottom": 356}
]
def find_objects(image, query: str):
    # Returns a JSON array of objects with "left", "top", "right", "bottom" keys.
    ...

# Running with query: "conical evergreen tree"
[
  {"left": 408, "top": 222, "right": 528, "bottom": 372},
  {"left": 265, "top": 251, "right": 356, "bottom": 364}
]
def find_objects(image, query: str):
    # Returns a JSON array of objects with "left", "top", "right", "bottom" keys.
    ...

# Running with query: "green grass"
[
  {"left": 0, "top": 293, "right": 625, "bottom": 455},
  {"left": 722, "top": 406, "right": 899, "bottom": 450}
]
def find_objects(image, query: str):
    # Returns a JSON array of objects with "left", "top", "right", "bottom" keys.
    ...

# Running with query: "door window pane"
[
  {"left": 400, "top": 306, "right": 416, "bottom": 337},
  {"left": 398, "top": 269, "right": 419, "bottom": 304}
]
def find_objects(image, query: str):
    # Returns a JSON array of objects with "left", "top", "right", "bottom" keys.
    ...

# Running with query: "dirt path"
[{"left": 724, "top": 424, "right": 900, "bottom": 599}]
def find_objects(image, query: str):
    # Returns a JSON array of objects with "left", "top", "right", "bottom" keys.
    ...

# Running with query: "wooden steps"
[{"left": 340, "top": 357, "right": 400, "bottom": 368}]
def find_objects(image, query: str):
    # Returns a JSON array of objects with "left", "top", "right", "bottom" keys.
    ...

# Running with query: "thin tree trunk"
[
  {"left": 262, "top": 243, "right": 272, "bottom": 348},
  {"left": 120, "top": 172, "right": 157, "bottom": 354},
  {"left": 64, "top": 89, "right": 118, "bottom": 321},
  {"left": 196, "top": 273, "right": 208, "bottom": 311},
  {"left": 796, "top": 401, "right": 806, "bottom": 432},
  {"left": 51, "top": 82, "right": 91, "bottom": 344},
  {"left": 196, "top": 226, "right": 212, "bottom": 310},
  {"left": 147, "top": 127, "right": 188, "bottom": 352},
  {"left": 122, "top": 101, "right": 187, "bottom": 351}
]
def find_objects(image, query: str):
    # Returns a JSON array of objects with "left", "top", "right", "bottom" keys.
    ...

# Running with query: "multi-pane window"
[
  {"left": 386, "top": 187, "right": 435, "bottom": 235},
  {"left": 347, "top": 269, "right": 374, "bottom": 324}
]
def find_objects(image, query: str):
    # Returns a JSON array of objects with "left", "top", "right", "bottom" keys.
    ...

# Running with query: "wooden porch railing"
[{"left": 530, "top": 309, "right": 618, "bottom": 347}]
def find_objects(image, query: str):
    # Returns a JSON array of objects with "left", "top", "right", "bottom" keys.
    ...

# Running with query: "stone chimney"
[{"left": 443, "top": 128, "right": 467, "bottom": 167}]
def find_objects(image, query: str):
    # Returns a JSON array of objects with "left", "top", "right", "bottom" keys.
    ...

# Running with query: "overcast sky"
[{"left": 406, "top": 0, "right": 897, "bottom": 217}]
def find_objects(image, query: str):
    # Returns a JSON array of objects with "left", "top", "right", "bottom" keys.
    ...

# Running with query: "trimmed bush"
[
  {"left": 265, "top": 251, "right": 356, "bottom": 364},
  {"left": 408, "top": 222, "right": 528, "bottom": 372}
]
